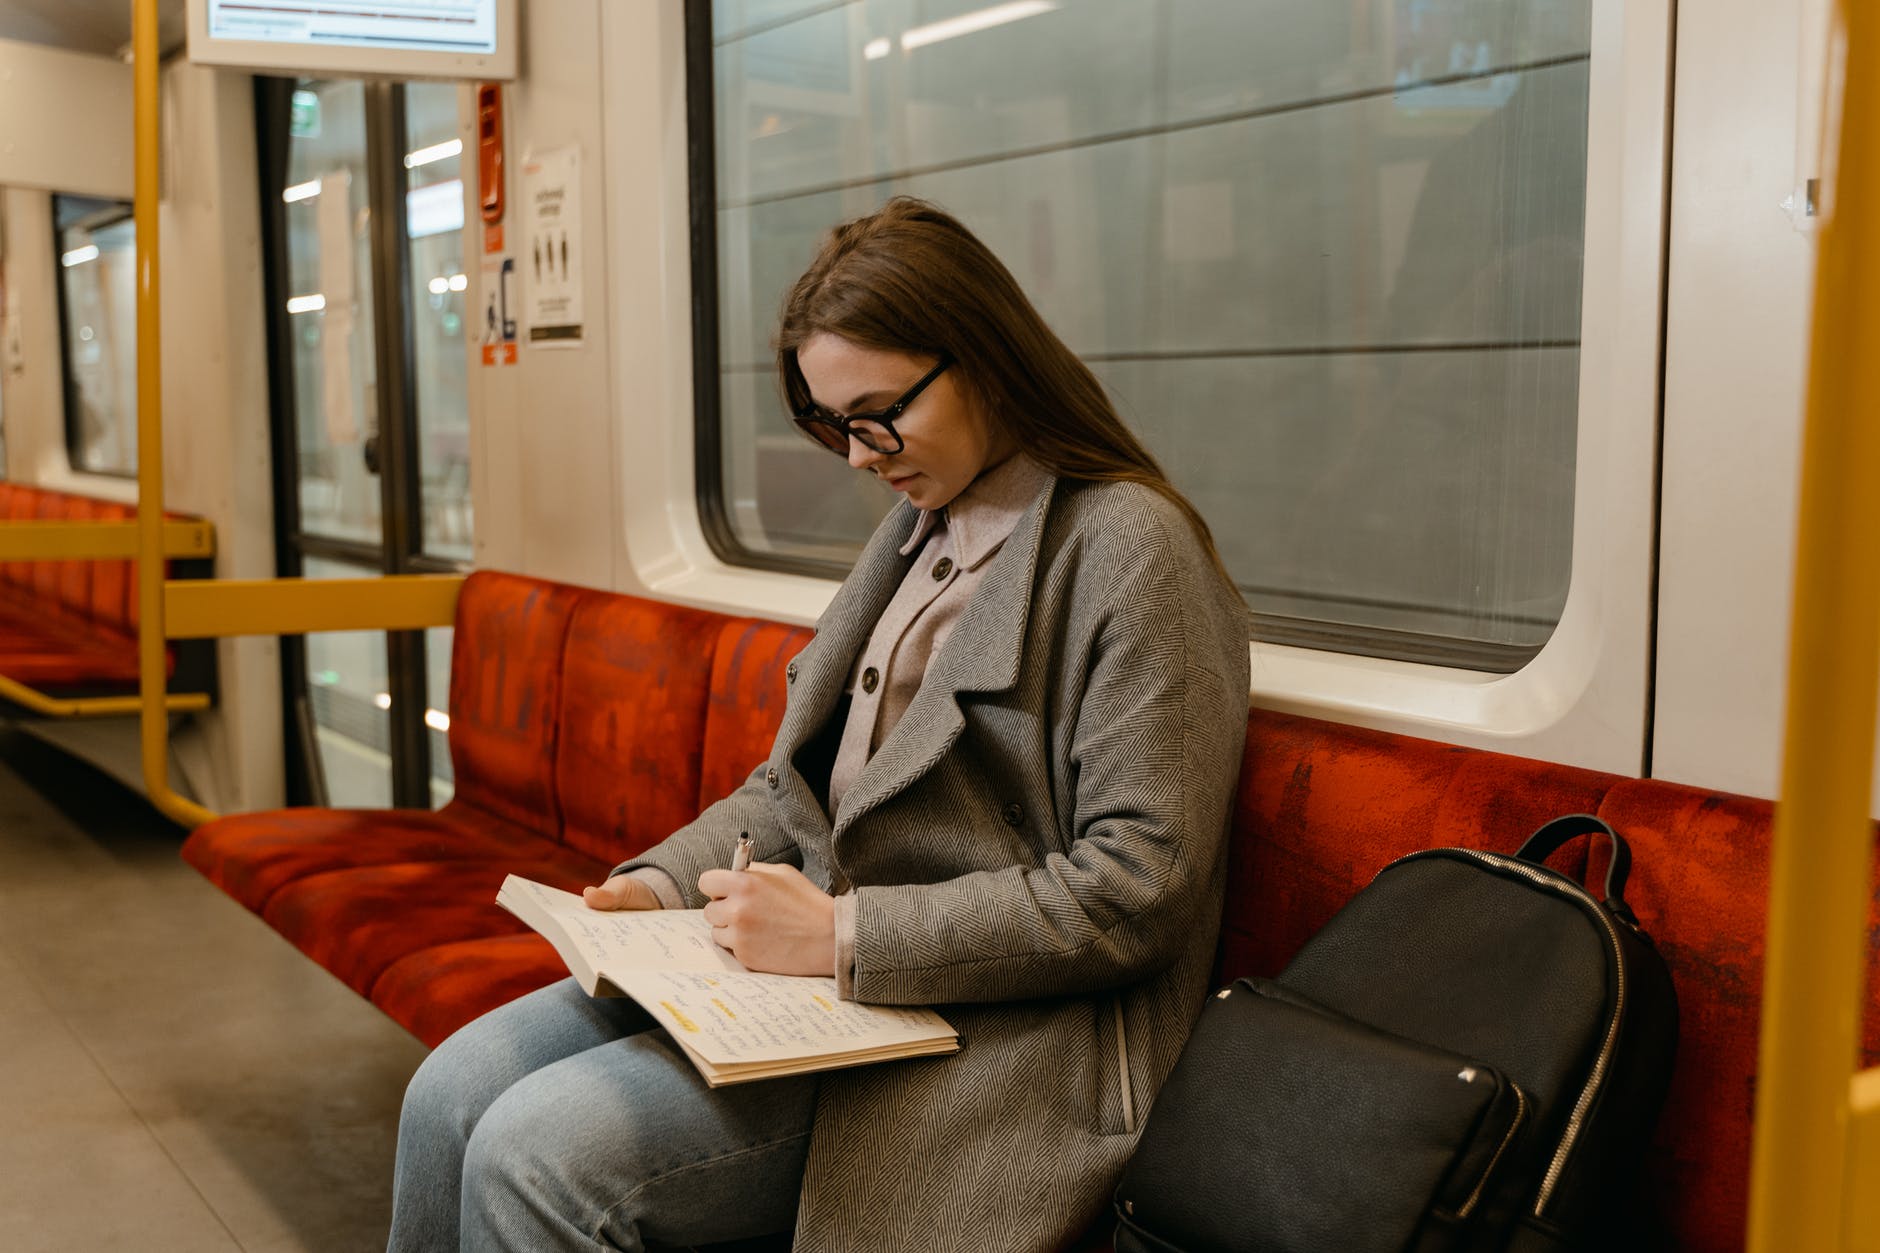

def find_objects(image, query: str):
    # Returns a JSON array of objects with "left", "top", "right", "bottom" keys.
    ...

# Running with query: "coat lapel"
[{"left": 831, "top": 477, "right": 1058, "bottom": 838}]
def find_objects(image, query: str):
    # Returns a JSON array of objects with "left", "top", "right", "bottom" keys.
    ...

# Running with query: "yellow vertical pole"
[
  {"left": 133, "top": 0, "right": 215, "bottom": 829},
  {"left": 1746, "top": 1, "right": 1880, "bottom": 1248}
]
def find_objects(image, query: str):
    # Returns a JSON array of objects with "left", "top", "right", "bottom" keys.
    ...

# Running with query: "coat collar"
[{"left": 897, "top": 453, "right": 1053, "bottom": 572}]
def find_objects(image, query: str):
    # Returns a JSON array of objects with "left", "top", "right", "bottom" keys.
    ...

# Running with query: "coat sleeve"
[{"left": 846, "top": 505, "right": 1250, "bottom": 1005}]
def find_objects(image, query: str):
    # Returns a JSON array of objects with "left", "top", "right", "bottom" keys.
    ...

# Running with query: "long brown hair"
[{"left": 775, "top": 196, "right": 1237, "bottom": 592}]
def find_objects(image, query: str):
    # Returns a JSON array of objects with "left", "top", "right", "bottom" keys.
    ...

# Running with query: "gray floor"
[{"left": 0, "top": 724, "right": 427, "bottom": 1252}]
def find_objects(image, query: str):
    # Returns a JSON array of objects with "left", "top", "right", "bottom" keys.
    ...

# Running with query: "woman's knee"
[{"left": 458, "top": 1074, "right": 618, "bottom": 1246}]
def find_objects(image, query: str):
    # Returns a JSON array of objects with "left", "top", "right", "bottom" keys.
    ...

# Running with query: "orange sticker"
[{"left": 484, "top": 223, "right": 505, "bottom": 254}]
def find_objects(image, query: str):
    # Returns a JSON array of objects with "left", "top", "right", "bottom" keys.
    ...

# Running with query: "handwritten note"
[
  {"left": 496, "top": 877, "right": 744, "bottom": 994},
  {"left": 495, "top": 874, "right": 956, "bottom": 1084},
  {"left": 614, "top": 968, "right": 954, "bottom": 1065}
]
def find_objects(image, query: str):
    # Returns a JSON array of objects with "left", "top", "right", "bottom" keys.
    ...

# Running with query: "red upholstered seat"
[
  {"left": 0, "top": 487, "right": 181, "bottom": 691},
  {"left": 181, "top": 801, "right": 596, "bottom": 914},
  {"left": 1593, "top": 779, "right": 1880, "bottom": 1253},
  {"left": 1216, "top": 710, "right": 1617, "bottom": 981},
  {"left": 696, "top": 617, "right": 814, "bottom": 809},
  {"left": 554, "top": 591, "right": 725, "bottom": 866},
  {"left": 263, "top": 855, "right": 604, "bottom": 998},
  {"left": 371, "top": 933, "right": 573, "bottom": 1048},
  {"left": 445, "top": 571, "right": 587, "bottom": 839}
]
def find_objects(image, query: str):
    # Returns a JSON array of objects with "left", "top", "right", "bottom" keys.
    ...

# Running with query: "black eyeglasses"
[{"left": 791, "top": 355, "right": 953, "bottom": 456}]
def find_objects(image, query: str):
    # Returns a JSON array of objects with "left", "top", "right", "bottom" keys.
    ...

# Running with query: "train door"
[{"left": 258, "top": 78, "right": 473, "bottom": 809}]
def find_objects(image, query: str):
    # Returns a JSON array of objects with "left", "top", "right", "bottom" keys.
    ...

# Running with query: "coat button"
[
  {"left": 765, "top": 767, "right": 780, "bottom": 790},
  {"left": 932, "top": 556, "right": 954, "bottom": 581},
  {"left": 861, "top": 666, "right": 879, "bottom": 694},
  {"left": 785, "top": 661, "right": 798, "bottom": 683},
  {"left": 1002, "top": 802, "right": 1024, "bottom": 827}
]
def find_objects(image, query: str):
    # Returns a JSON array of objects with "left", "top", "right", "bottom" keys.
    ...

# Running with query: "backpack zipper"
[
  {"left": 1385, "top": 848, "right": 1627, "bottom": 1217},
  {"left": 1457, "top": 1082, "right": 1528, "bottom": 1219}
]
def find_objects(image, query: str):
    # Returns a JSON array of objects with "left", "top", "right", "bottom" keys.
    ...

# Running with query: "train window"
[
  {"left": 425, "top": 625, "right": 454, "bottom": 805},
  {"left": 694, "top": 1, "right": 1591, "bottom": 671},
  {"left": 303, "top": 556, "right": 395, "bottom": 807},
  {"left": 405, "top": 81, "right": 474, "bottom": 563},
  {"left": 54, "top": 195, "right": 139, "bottom": 478},
  {"left": 282, "top": 80, "right": 381, "bottom": 547}
]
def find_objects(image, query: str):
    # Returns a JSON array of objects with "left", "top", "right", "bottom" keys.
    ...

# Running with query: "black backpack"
[{"left": 1114, "top": 815, "right": 1679, "bottom": 1253}]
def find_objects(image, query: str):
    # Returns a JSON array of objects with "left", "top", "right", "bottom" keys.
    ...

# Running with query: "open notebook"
[{"left": 496, "top": 875, "right": 958, "bottom": 1086}]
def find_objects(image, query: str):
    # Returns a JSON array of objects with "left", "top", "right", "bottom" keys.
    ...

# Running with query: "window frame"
[
  {"left": 607, "top": 0, "right": 1668, "bottom": 779},
  {"left": 681, "top": 2, "right": 1602, "bottom": 674}
]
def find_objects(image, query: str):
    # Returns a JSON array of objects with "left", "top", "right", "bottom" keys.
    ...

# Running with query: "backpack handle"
[{"left": 1514, "top": 814, "right": 1637, "bottom": 924}]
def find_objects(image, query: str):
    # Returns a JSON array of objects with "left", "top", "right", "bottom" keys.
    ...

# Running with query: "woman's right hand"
[{"left": 582, "top": 874, "right": 661, "bottom": 911}]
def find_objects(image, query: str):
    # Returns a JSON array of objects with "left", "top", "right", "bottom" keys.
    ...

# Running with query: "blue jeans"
[{"left": 388, "top": 979, "right": 817, "bottom": 1252}]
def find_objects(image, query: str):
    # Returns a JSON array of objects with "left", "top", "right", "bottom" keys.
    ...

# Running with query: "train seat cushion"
[
  {"left": 180, "top": 800, "right": 597, "bottom": 915},
  {"left": 697, "top": 617, "right": 815, "bottom": 811},
  {"left": 0, "top": 592, "right": 142, "bottom": 686},
  {"left": 445, "top": 571, "right": 587, "bottom": 840},
  {"left": 553, "top": 592, "right": 727, "bottom": 866},
  {"left": 1217, "top": 710, "right": 1615, "bottom": 980},
  {"left": 1592, "top": 778, "right": 1880, "bottom": 1253},
  {"left": 371, "top": 933, "right": 574, "bottom": 1048},
  {"left": 0, "top": 487, "right": 184, "bottom": 690},
  {"left": 260, "top": 854, "right": 607, "bottom": 999}
]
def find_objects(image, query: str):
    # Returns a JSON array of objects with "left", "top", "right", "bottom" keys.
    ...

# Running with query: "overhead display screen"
[
  {"left": 188, "top": 0, "right": 516, "bottom": 79},
  {"left": 208, "top": 1, "right": 497, "bottom": 54}
]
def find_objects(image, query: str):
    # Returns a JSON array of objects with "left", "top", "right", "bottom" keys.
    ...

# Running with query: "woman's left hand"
[{"left": 697, "top": 863, "right": 836, "bottom": 977}]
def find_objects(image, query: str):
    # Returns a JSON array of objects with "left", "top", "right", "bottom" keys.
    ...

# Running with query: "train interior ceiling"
[{"left": 0, "top": 0, "right": 1872, "bottom": 1250}]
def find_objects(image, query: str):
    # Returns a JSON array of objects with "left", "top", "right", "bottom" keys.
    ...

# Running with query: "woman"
[{"left": 390, "top": 197, "right": 1250, "bottom": 1253}]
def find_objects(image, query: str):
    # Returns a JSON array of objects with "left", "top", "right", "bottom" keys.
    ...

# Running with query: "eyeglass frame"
[{"left": 789, "top": 353, "right": 954, "bottom": 456}]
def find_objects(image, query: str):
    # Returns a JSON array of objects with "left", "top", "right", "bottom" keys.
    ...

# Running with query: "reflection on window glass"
[
  {"left": 706, "top": 0, "right": 1591, "bottom": 668},
  {"left": 283, "top": 79, "right": 382, "bottom": 546},
  {"left": 55, "top": 195, "right": 138, "bottom": 476},
  {"left": 304, "top": 557, "right": 393, "bottom": 807},
  {"left": 405, "top": 82, "right": 474, "bottom": 562}
]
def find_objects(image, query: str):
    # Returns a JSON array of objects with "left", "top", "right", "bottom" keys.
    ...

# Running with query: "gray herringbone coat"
[{"left": 625, "top": 475, "right": 1250, "bottom": 1251}]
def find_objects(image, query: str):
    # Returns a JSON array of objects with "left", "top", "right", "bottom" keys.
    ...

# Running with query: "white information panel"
[{"left": 187, "top": 0, "right": 518, "bottom": 80}]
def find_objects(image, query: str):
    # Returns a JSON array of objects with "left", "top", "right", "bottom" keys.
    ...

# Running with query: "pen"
[{"left": 730, "top": 831, "right": 754, "bottom": 873}]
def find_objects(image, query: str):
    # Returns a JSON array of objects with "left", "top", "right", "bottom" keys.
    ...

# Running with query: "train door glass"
[
  {"left": 283, "top": 81, "right": 380, "bottom": 547},
  {"left": 302, "top": 556, "right": 394, "bottom": 807},
  {"left": 265, "top": 77, "right": 470, "bottom": 808},
  {"left": 405, "top": 82, "right": 474, "bottom": 564}
]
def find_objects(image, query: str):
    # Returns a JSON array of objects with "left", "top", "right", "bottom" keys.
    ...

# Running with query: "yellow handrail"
[
  {"left": 0, "top": 674, "right": 210, "bottom": 718},
  {"left": 0, "top": 518, "right": 215, "bottom": 560},
  {"left": 1746, "top": 1, "right": 1880, "bottom": 1248},
  {"left": 133, "top": 0, "right": 211, "bottom": 829},
  {"left": 164, "top": 574, "right": 464, "bottom": 639}
]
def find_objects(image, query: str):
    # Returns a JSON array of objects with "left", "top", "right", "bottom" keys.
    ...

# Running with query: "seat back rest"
[
  {"left": 1, "top": 486, "right": 37, "bottom": 588},
  {"left": 554, "top": 592, "right": 728, "bottom": 865},
  {"left": 446, "top": 571, "right": 586, "bottom": 840},
  {"left": 56, "top": 497, "right": 96, "bottom": 621},
  {"left": 89, "top": 501, "right": 134, "bottom": 631},
  {"left": 696, "top": 618, "right": 815, "bottom": 813},
  {"left": 31, "top": 493, "right": 64, "bottom": 599},
  {"left": 1218, "top": 710, "right": 1619, "bottom": 984},
  {"left": 1595, "top": 778, "right": 1880, "bottom": 1253}
]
